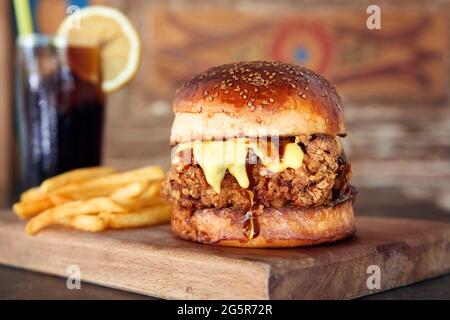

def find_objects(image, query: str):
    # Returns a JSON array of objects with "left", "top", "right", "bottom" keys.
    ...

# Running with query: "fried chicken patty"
[{"left": 162, "top": 135, "right": 351, "bottom": 211}]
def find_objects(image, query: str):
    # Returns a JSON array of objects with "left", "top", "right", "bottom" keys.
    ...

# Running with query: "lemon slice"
[{"left": 57, "top": 6, "right": 141, "bottom": 93}]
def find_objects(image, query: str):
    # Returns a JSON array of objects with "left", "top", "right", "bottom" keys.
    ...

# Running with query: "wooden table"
[
  {"left": 1, "top": 187, "right": 450, "bottom": 299},
  {"left": 2, "top": 264, "right": 449, "bottom": 300}
]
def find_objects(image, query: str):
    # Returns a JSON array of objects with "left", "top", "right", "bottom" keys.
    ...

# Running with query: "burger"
[{"left": 162, "top": 61, "right": 356, "bottom": 248}]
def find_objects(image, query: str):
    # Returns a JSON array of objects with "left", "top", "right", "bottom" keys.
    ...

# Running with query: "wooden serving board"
[{"left": 0, "top": 210, "right": 449, "bottom": 300}]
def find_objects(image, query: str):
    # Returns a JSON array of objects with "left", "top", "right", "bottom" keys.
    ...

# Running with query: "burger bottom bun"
[{"left": 171, "top": 199, "right": 356, "bottom": 248}]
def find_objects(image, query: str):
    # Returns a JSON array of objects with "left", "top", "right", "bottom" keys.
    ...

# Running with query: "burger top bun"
[{"left": 171, "top": 61, "right": 347, "bottom": 144}]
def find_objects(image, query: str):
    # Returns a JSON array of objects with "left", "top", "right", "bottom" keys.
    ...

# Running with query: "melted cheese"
[
  {"left": 252, "top": 140, "right": 304, "bottom": 174},
  {"left": 192, "top": 139, "right": 249, "bottom": 193},
  {"left": 174, "top": 138, "right": 304, "bottom": 193}
]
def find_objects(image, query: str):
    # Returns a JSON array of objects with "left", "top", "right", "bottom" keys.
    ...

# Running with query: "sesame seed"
[
  {"left": 321, "top": 92, "right": 328, "bottom": 97},
  {"left": 269, "top": 98, "right": 274, "bottom": 103},
  {"left": 208, "top": 96, "right": 214, "bottom": 101},
  {"left": 301, "top": 93, "right": 307, "bottom": 99},
  {"left": 243, "top": 94, "right": 247, "bottom": 99}
]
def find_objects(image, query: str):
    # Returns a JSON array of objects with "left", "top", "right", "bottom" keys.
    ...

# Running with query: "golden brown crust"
[
  {"left": 171, "top": 61, "right": 346, "bottom": 143},
  {"left": 171, "top": 199, "right": 356, "bottom": 248}
]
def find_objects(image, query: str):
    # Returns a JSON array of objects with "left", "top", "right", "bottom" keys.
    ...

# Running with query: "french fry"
[
  {"left": 20, "top": 187, "right": 44, "bottom": 202},
  {"left": 40, "top": 166, "right": 117, "bottom": 193},
  {"left": 47, "top": 183, "right": 115, "bottom": 201},
  {"left": 53, "top": 166, "right": 165, "bottom": 200},
  {"left": 16, "top": 165, "right": 171, "bottom": 235},
  {"left": 25, "top": 197, "right": 125, "bottom": 235},
  {"left": 49, "top": 195, "right": 72, "bottom": 206},
  {"left": 18, "top": 166, "right": 118, "bottom": 203},
  {"left": 103, "top": 204, "right": 172, "bottom": 229},
  {"left": 77, "top": 166, "right": 164, "bottom": 189},
  {"left": 115, "top": 181, "right": 165, "bottom": 210},
  {"left": 110, "top": 181, "right": 148, "bottom": 202},
  {"left": 13, "top": 198, "right": 54, "bottom": 220},
  {"left": 58, "top": 214, "right": 108, "bottom": 232}
]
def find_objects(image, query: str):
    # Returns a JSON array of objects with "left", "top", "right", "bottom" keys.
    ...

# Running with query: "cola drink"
[{"left": 16, "top": 35, "right": 105, "bottom": 191}]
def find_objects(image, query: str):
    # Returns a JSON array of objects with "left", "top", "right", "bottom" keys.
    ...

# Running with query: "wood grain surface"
[{"left": 0, "top": 211, "right": 449, "bottom": 300}]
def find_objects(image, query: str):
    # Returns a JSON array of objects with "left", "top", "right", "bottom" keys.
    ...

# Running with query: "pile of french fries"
[{"left": 13, "top": 166, "right": 172, "bottom": 235}]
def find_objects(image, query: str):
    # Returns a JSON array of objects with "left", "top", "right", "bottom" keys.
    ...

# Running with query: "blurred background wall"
[
  {"left": 1, "top": 0, "right": 449, "bottom": 213},
  {"left": 0, "top": 2, "right": 12, "bottom": 207}
]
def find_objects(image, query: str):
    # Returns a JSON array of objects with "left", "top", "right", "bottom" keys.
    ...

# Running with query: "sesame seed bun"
[
  {"left": 171, "top": 61, "right": 346, "bottom": 144},
  {"left": 171, "top": 198, "right": 356, "bottom": 248}
]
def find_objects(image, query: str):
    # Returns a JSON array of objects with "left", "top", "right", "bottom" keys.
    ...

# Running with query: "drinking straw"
[{"left": 13, "top": 0, "right": 33, "bottom": 35}]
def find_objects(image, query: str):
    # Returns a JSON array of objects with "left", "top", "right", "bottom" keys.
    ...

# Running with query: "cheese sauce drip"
[{"left": 174, "top": 138, "right": 304, "bottom": 193}]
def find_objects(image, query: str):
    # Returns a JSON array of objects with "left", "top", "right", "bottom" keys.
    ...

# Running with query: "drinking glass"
[{"left": 15, "top": 34, "right": 105, "bottom": 192}]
